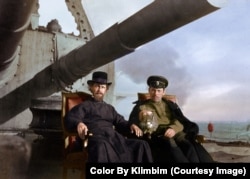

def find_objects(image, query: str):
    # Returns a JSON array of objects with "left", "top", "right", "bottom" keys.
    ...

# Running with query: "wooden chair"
[
  {"left": 137, "top": 92, "right": 177, "bottom": 103},
  {"left": 61, "top": 91, "right": 92, "bottom": 179},
  {"left": 137, "top": 92, "right": 205, "bottom": 143}
]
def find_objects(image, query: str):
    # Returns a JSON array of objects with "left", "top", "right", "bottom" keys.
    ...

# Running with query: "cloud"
[
  {"left": 39, "top": 0, "right": 79, "bottom": 34},
  {"left": 39, "top": 0, "right": 250, "bottom": 124},
  {"left": 115, "top": 0, "right": 250, "bottom": 123},
  {"left": 183, "top": 85, "right": 250, "bottom": 123},
  {"left": 116, "top": 40, "right": 194, "bottom": 106},
  {"left": 82, "top": 0, "right": 153, "bottom": 35}
]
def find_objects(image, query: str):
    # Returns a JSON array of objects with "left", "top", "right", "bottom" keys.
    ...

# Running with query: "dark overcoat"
[
  {"left": 65, "top": 97, "right": 153, "bottom": 163},
  {"left": 129, "top": 98, "right": 214, "bottom": 163}
]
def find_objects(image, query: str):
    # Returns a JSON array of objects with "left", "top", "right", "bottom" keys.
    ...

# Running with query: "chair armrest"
[{"left": 196, "top": 134, "right": 205, "bottom": 143}]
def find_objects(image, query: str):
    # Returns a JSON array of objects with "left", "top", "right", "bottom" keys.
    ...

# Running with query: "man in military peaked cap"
[
  {"left": 129, "top": 75, "right": 214, "bottom": 163},
  {"left": 147, "top": 75, "right": 168, "bottom": 89}
]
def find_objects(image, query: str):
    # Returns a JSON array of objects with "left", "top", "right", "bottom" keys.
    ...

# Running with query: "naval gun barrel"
[
  {"left": 52, "top": 0, "right": 219, "bottom": 88},
  {"left": 0, "top": 0, "right": 35, "bottom": 71},
  {"left": 0, "top": 0, "right": 219, "bottom": 122}
]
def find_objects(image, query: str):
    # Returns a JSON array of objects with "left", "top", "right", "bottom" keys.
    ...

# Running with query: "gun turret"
[
  {"left": 0, "top": 0, "right": 219, "bottom": 124},
  {"left": 0, "top": 0, "right": 36, "bottom": 74}
]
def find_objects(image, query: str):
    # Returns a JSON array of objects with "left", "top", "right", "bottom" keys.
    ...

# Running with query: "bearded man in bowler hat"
[
  {"left": 129, "top": 75, "right": 214, "bottom": 163},
  {"left": 65, "top": 71, "right": 153, "bottom": 163}
]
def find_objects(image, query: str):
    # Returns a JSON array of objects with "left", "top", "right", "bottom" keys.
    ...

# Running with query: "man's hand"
[
  {"left": 164, "top": 128, "right": 176, "bottom": 138},
  {"left": 130, "top": 124, "right": 143, "bottom": 137},
  {"left": 77, "top": 122, "right": 88, "bottom": 139}
]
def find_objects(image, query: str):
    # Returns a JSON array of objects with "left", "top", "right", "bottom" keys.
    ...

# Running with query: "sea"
[{"left": 197, "top": 121, "right": 250, "bottom": 143}]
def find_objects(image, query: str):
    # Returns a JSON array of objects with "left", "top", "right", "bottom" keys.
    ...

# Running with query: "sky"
[{"left": 39, "top": 0, "right": 250, "bottom": 123}]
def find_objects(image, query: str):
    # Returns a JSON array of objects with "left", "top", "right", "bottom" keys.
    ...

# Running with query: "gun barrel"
[
  {"left": 53, "top": 0, "right": 218, "bottom": 88},
  {"left": 0, "top": 0, "right": 35, "bottom": 71},
  {"left": 0, "top": 0, "right": 219, "bottom": 122}
]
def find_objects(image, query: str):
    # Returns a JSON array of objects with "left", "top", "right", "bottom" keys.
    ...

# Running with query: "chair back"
[
  {"left": 137, "top": 92, "right": 177, "bottom": 103},
  {"left": 61, "top": 91, "right": 92, "bottom": 179},
  {"left": 61, "top": 92, "right": 92, "bottom": 150}
]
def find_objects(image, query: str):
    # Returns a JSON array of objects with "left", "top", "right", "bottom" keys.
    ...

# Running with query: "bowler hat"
[
  {"left": 147, "top": 75, "right": 168, "bottom": 88},
  {"left": 87, "top": 71, "right": 112, "bottom": 85}
]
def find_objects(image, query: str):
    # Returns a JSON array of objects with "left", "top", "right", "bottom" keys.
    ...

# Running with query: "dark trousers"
[{"left": 148, "top": 132, "right": 200, "bottom": 163}]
